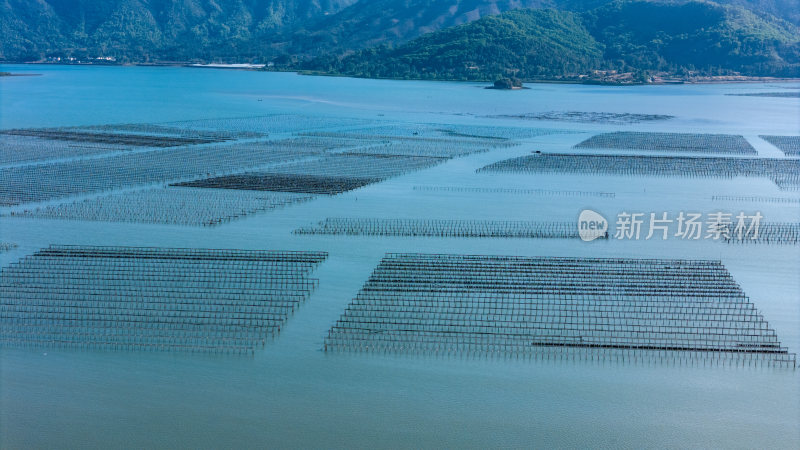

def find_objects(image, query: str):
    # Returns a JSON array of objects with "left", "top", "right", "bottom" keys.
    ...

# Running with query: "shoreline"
[
  {"left": 3, "top": 62, "right": 800, "bottom": 85},
  {"left": 186, "top": 63, "right": 267, "bottom": 70},
  {"left": 0, "top": 72, "right": 42, "bottom": 77},
  {"left": 289, "top": 68, "right": 800, "bottom": 86}
]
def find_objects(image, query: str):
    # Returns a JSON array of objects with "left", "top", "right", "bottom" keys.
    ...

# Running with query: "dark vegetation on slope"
[
  {"left": 303, "top": 2, "right": 800, "bottom": 80},
  {"left": 1, "top": 0, "right": 798, "bottom": 80}
]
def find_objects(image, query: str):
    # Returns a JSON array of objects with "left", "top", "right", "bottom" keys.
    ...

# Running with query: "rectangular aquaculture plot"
[
  {"left": 477, "top": 153, "right": 800, "bottom": 190},
  {"left": 261, "top": 153, "right": 445, "bottom": 179},
  {"left": 760, "top": 135, "right": 800, "bottom": 156},
  {"left": 325, "top": 253, "right": 795, "bottom": 367},
  {"left": 301, "top": 130, "right": 514, "bottom": 159},
  {"left": 80, "top": 123, "right": 265, "bottom": 140},
  {"left": 174, "top": 154, "right": 445, "bottom": 196},
  {"left": 574, "top": 132, "right": 756, "bottom": 155},
  {"left": 1, "top": 129, "right": 229, "bottom": 147},
  {"left": 306, "top": 123, "right": 564, "bottom": 140},
  {"left": 712, "top": 195, "right": 800, "bottom": 205},
  {"left": 485, "top": 112, "right": 674, "bottom": 124},
  {"left": 0, "top": 134, "right": 131, "bottom": 166},
  {"left": 723, "top": 223, "right": 800, "bottom": 245},
  {"left": 0, "top": 121, "right": 276, "bottom": 167},
  {"left": 427, "top": 124, "right": 565, "bottom": 140},
  {"left": 771, "top": 175, "right": 800, "bottom": 190},
  {"left": 175, "top": 174, "right": 380, "bottom": 195},
  {"left": 413, "top": 186, "right": 616, "bottom": 198},
  {"left": 164, "top": 115, "right": 370, "bottom": 134},
  {"left": 274, "top": 136, "right": 372, "bottom": 153},
  {"left": 0, "top": 243, "right": 17, "bottom": 253},
  {"left": 295, "top": 218, "right": 591, "bottom": 239},
  {"left": 0, "top": 139, "right": 327, "bottom": 206},
  {"left": 12, "top": 187, "right": 313, "bottom": 226},
  {"left": 0, "top": 245, "right": 328, "bottom": 354},
  {"left": 727, "top": 92, "right": 800, "bottom": 98},
  {"left": 334, "top": 139, "right": 510, "bottom": 158}
]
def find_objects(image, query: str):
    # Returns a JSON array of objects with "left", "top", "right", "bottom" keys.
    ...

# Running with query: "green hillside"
[
  {"left": 586, "top": 1, "right": 800, "bottom": 76},
  {"left": 0, "top": 0, "right": 358, "bottom": 62},
  {"left": 304, "top": 1, "right": 800, "bottom": 81},
  {"left": 1, "top": 0, "right": 799, "bottom": 80},
  {"left": 305, "top": 9, "right": 605, "bottom": 80}
]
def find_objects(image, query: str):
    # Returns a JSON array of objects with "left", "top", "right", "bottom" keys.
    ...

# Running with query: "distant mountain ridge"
[
  {"left": 1, "top": 0, "right": 359, "bottom": 61},
  {"left": 305, "top": 9, "right": 605, "bottom": 80},
  {"left": 1, "top": 0, "right": 799, "bottom": 80},
  {"left": 305, "top": 1, "right": 800, "bottom": 80},
  {"left": 285, "top": 1, "right": 558, "bottom": 58},
  {"left": 286, "top": 0, "right": 800, "bottom": 57}
]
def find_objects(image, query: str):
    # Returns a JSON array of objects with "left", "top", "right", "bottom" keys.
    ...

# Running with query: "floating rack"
[
  {"left": 304, "top": 123, "right": 564, "bottom": 140},
  {"left": 0, "top": 245, "right": 328, "bottom": 354},
  {"left": 1, "top": 116, "right": 545, "bottom": 207},
  {"left": 175, "top": 173, "right": 382, "bottom": 195},
  {"left": 1, "top": 128, "right": 230, "bottom": 147},
  {"left": 485, "top": 111, "right": 674, "bottom": 125},
  {"left": 332, "top": 140, "right": 509, "bottom": 158},
  {"left": 302, "top": 130, "right": 505, "bottom": 146},
  {"left": 162, "top": 115, "right": 370, "bottom": 134},
  {"left": 0, "top": 134, "right": 131, "bottom": 166},
  {"left": 413, "top": 186, "right": 616, "bottom": 198},
  {"left": 175, "top": 153, "right": 445, "bottom": 196},
  {"left": 12, "top": 187, "right": 313, "bottom": 226},
  {"left": 300, "top": 129, "right": 514, "bottom": 158},
  {"left": 0, "top": 243, "right": 17, "bottom": 253},
  {"left": 477, "top": 153, "right": 800, "bottom": 190},
  {"left": 727, "top": 92, "right": 800, "bottom": 98},
  {"left": 711, "top": 195, "right": 800, "bottom": 205},
  {"left": 574, "top": 132, "right": 757, "bottom": 155},
  {"left": 760, "top": 135, "right": 800, "bottom": 157},
  {"left": 80, "top": 123, "right": 264, "bottom": 140},
  {"left": 325, "top": 253, "right": 795, "bottom": 367},
  {"left": 0, "top": 139, "right": 328, "bottom": 206},
  {"left": 771, "top": 177, "right": 800, "bottom": 190},
  {"left": 723, "top": 223, "right": 800, "bottom": 245},
  {"left": 294, "top": 218, "right": 592, "bottom": 239},
  {"left": 0, "top": 121, "right": 262, "bottom": 167}
]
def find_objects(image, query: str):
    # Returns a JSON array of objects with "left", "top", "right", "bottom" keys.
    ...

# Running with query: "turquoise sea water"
[{"left": 1, "top": 64, "right": 799, "bottom": 448}]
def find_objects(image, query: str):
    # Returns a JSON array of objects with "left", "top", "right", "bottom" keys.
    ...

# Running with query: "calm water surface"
[{"left": 1, "top": 64, "right": 799, "bottom": 448}]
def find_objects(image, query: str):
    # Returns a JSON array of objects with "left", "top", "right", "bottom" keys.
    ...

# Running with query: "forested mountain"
[
  {"left": 0, "top": 0, "right": 358, "bottom": 61},
  {"left": 1, "top": 0, "right": 799, "bottom": 80},
  {"left": 284, "top": 1, "right": 560, "bottom": 58},
  {"left": 285, "top": 0, "right": 800, "bottom": 57},
  {"left": 305, "top": 1, "right": 800, "bottom": 80},
  {"left": 585, "top": 1, "right": 800, "bottom": 76},
  {"left": 305, "top": 9, "right": 605, "bottom": 80}
]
